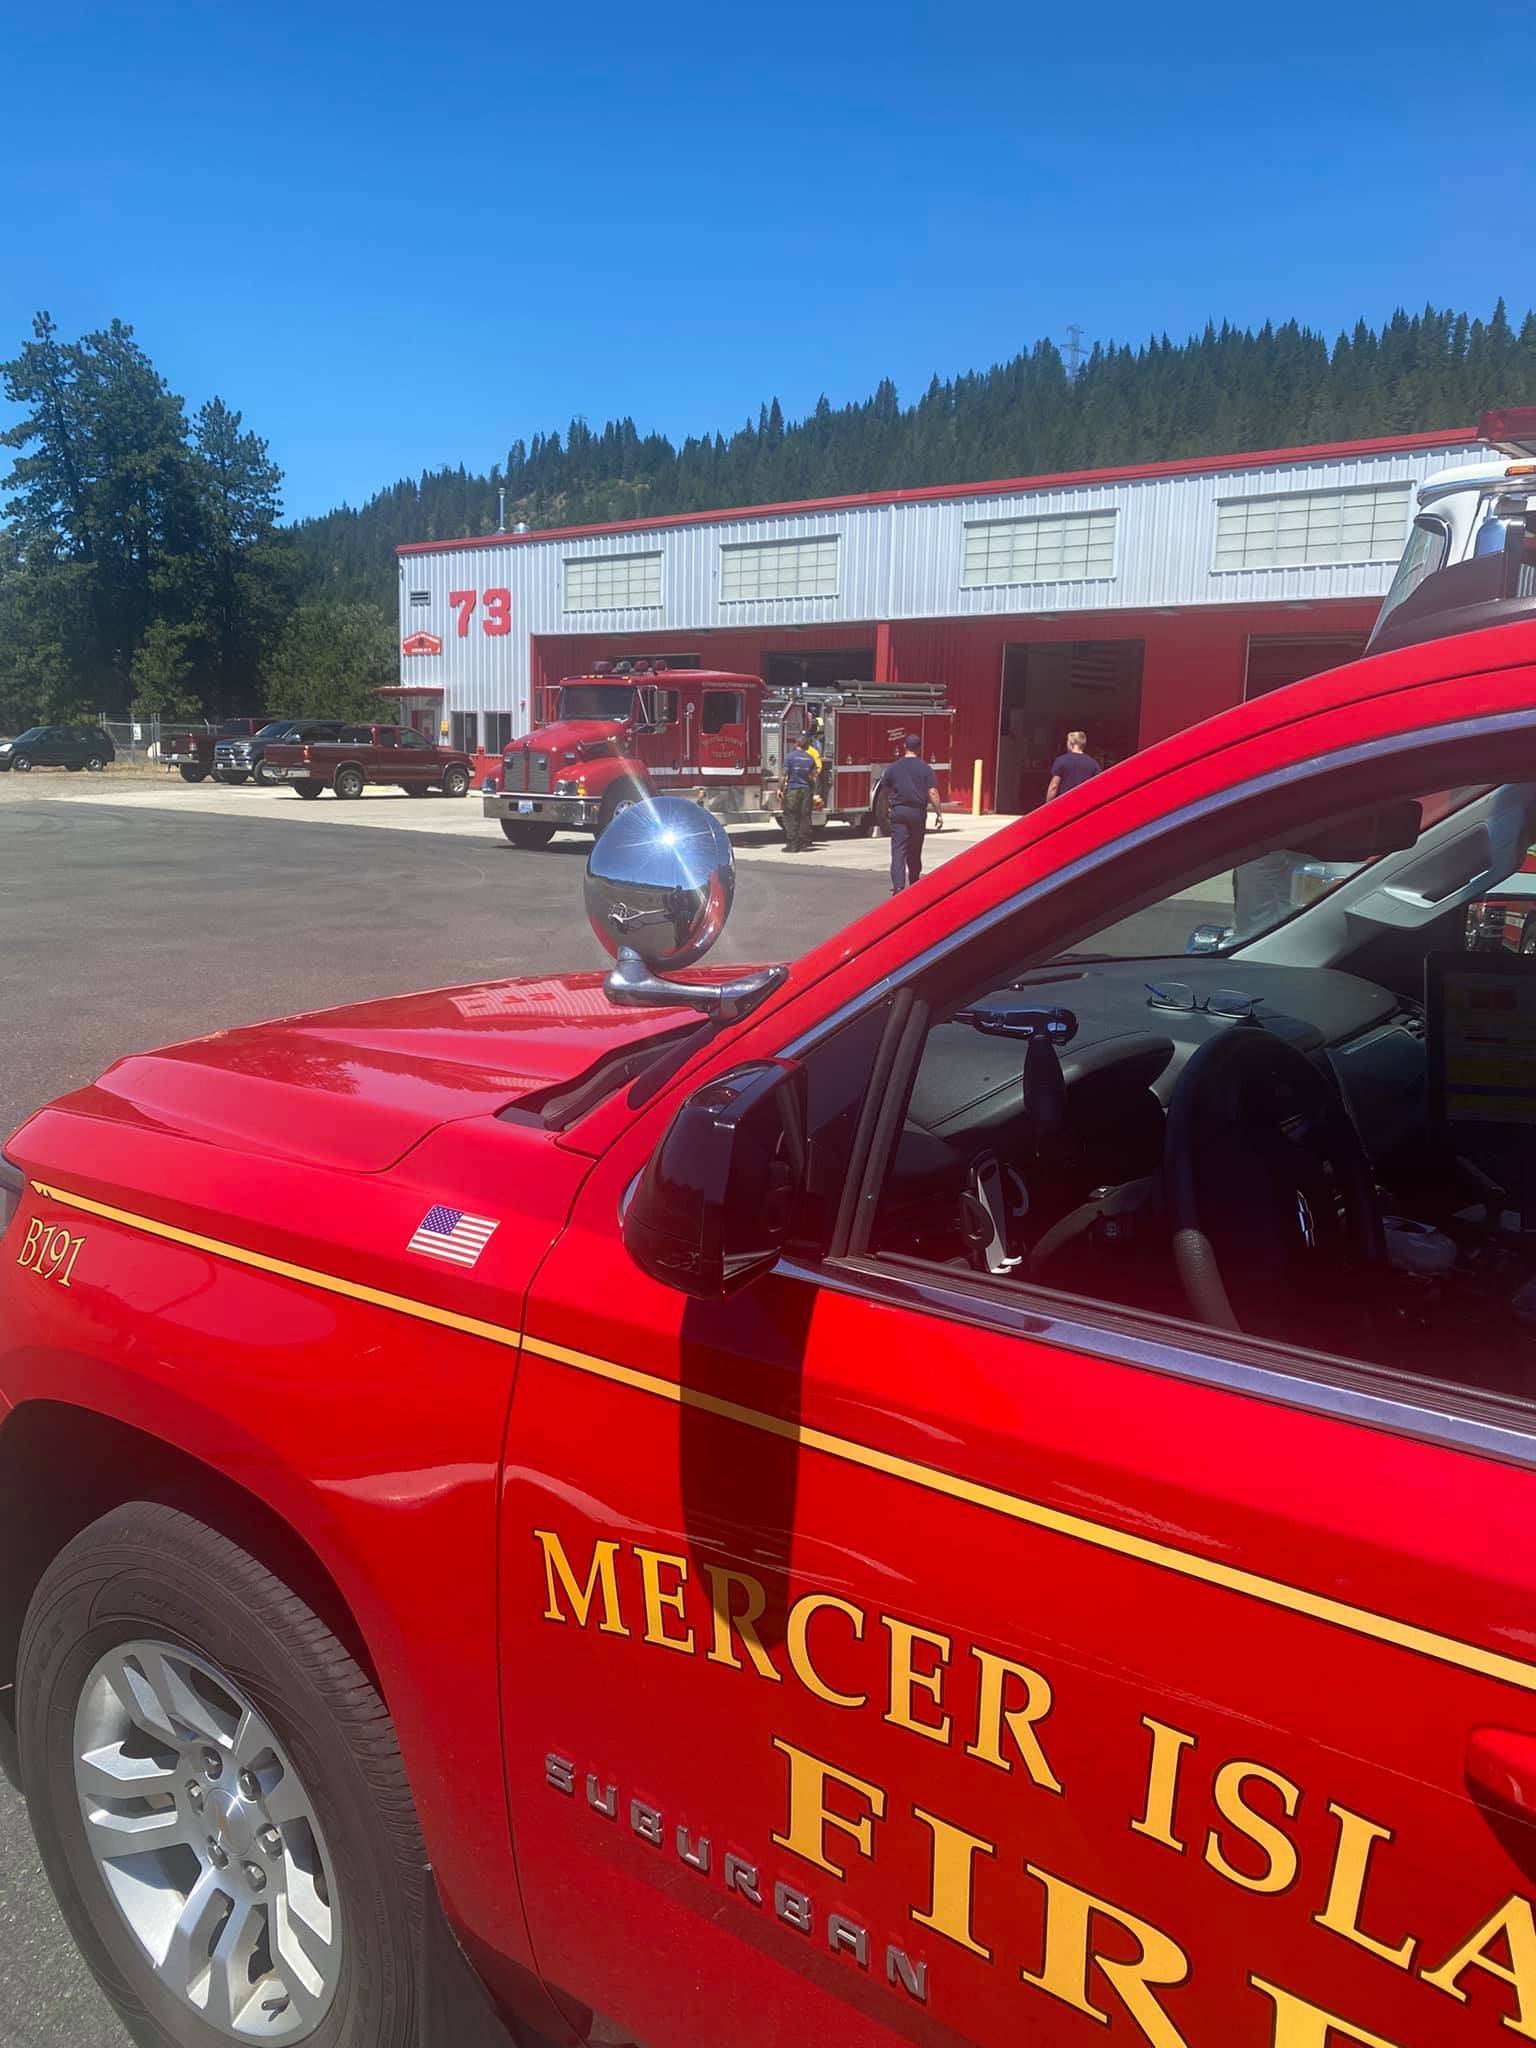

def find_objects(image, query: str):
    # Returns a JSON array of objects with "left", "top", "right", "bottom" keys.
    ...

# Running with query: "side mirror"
[{"left": 624, "top": 1061, "right": 808, "bottom": 1297}]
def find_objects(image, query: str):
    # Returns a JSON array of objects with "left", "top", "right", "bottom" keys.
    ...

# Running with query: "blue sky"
[{"left": 3, "top": 0, "right": 1530, "bottom": 521}]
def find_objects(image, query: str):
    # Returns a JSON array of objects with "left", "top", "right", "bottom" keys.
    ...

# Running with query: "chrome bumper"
[{"left": 482, "top": 792, "right": 599, "bottom": 827}]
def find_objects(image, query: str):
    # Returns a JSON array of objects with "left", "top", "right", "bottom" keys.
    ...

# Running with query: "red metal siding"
[{"left": 529, "top": 602, "right": 1383, "bottom": 812}]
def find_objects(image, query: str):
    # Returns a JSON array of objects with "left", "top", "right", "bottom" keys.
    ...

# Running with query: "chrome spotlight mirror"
[{"left": 584, "top": 797, "right": 786, "bottom": 1021}]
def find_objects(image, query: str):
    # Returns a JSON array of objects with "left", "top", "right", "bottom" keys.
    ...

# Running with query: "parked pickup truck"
[
  {"left": 14, "top": 579, "right": 1536, "bottom": 2048},
  {"left": 262, "top": 723, "right": 475, "bottom": 799},
  {"left": 213, "top": 717, "right": 349, "bottom": 786},
  {"left": 161, "top": 717, "right": 267, "bottom": 783}
]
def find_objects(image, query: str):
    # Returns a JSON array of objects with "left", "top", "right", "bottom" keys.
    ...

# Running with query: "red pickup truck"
[
  {"left": 10, "top": 589, "right": 1536, "bottom": 2048},
  {"left": 161, "top": 716, "right": 266, "bottom": 784},
  {"left": 263, "top": 722, "right": 475, "bottom": 800}
]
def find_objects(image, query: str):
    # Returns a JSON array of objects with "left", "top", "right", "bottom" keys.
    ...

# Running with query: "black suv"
[
  {"left": 214, "top": 719, "right": 346, "bottom": 786},
  {"left": 0, "top": 726, "right": 115, "bottom": 774}
]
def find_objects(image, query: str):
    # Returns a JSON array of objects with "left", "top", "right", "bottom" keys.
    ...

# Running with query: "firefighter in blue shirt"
[
  {"left": 781, "top": 738, "right": 820, "bottom": 852},
  {"left": 877, "top": 735, "right": 944, "bottom": 893}
]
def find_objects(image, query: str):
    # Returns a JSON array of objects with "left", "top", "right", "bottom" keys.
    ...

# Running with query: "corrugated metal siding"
[{"left": 399, "top": 443, "right": 1488, "bottom": 734}]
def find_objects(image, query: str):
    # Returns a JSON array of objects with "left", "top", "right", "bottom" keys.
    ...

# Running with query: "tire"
[
  {"left": 333, "top": 766, "right": 366, "bottom": 801},
  {"left": 499, "top": 819, "right": 556, "bottom": 848},
  {"left": 597, "top": 784, "right": 644, "bottom": 833},
  {"left": 252, "top": 760, "right": 277, "bottom": 788},
  {"left": 178, "top": 765, "right": 208, "bottom": 785},
  {"left": 86, "top": 755, "right": 109, "bottom": 774},
  {"left": 405, "top": 785, "right": 428, "bottom": 798},
  {"left": 12, "top": 754, "right": 33, "bottom": 773},
  {"left": 215, "top": 772, "right": 250, "bottom": 787},
  {"left": 67, "top": 763, "right": 84, "bottom": 773},
  {"left": 17, "top": 1502, "right": 425, "bottom": 2048},
  {"left": 294, "top": 781, "right": 323, "bottom": 801},
  {"left": 440, "top": 766, "right": 471, "bottom": 800}
]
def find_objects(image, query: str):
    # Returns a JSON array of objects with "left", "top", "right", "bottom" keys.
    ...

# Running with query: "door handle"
[{"left": 1466, "top": 1726, "right": 1536, "bottom": 1827}]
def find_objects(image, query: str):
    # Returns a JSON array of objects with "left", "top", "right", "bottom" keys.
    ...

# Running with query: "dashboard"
[{"left": 903, "top": 957, "right": 1426, "bottom": 1176}]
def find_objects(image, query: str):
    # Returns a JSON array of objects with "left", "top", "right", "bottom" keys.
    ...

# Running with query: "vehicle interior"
[{"left": 871, "top": 779, "right": 1536, "bottom": 1397}]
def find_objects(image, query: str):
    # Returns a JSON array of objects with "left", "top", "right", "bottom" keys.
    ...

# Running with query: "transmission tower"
[{"left": 1062, "top": 323, "right": 1087, "bottom": 376}]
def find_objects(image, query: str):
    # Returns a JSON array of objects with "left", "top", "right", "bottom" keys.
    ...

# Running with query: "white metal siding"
[{"left": 399, "top": 442, "right": 1488, "bottom": 733}]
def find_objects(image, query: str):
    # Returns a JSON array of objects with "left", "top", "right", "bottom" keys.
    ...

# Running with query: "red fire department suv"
[{"left": 7, "top": 592, "right": 1536, "bottom": 2048}]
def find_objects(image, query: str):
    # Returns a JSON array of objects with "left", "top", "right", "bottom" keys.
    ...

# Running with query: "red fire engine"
[{"left": 482, "top": 660, "right": 956, "bottom": 846}]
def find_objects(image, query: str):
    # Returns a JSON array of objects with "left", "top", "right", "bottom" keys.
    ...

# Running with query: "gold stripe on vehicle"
[{"left": 29, "top": 1180, "right": 1536, "bottom": 1695}]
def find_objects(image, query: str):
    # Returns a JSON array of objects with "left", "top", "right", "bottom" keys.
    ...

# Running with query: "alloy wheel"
[{"left": 72, "top": 1638, "right": 342, "bottom": 2041}]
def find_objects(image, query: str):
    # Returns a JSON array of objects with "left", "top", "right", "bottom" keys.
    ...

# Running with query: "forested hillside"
[
  {"left": 4, "top": 301, "right": 1535, "bottom": 729},
  {"left": 294, "top": 302, "right": 1536, "bottom": 606}
]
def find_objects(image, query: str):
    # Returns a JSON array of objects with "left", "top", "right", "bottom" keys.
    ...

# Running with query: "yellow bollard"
[{"left": 971, "top": 758, "right": 983, "bottom": 817}]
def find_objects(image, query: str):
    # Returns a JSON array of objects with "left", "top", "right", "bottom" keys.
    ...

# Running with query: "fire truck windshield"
[{"left": 558, "top": 684, "right": 636, "bottom": 721}]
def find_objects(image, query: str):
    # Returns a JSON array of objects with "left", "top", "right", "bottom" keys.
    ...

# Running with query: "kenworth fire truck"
[{"left": 481, "top": 661, "right": 956, "bottom": 847}]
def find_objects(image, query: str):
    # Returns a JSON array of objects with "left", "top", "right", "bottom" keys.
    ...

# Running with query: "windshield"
[
  {"left": 6, "top": 729, "right": 44, "bottom": 744},
  {"left": 557, "top": 684, "right": 635, "bottom": 721},
  {"left": 254, "top": 720, "right": 300, "bottom": 739}
]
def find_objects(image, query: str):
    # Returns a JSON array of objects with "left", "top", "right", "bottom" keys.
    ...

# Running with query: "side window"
[
  {"left": 399, "top": 730, "right": 432, "bottom": 750},
  {"left": 654, "top": 690, "right": 679, "bottom": 725},
  {"left": 860, "top": 776, "right": 1536, "bottom": 1418},
  {"left": 701, "top": 691, "right": 742, "bottom": 735},
  {"left": 338, "top": 727, "right": 372, "bottom": 745},
  {"left": 788, "top": 998, "right": 897, "bottom": 1257}
]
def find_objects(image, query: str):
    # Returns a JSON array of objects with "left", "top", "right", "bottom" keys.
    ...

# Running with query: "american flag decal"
[{"left": 407, "top": 1205, "right": 498, "bottom": 1269}]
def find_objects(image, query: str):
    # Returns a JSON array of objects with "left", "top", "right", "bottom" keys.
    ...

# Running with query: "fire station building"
[{"left": 394, "top": 426, "right": 1489, "bottom": 810}]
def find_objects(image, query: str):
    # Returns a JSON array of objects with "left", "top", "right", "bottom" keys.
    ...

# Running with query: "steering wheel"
[{"left": 1164, "top": 1025, "right": 1384, "bottom": 1345}]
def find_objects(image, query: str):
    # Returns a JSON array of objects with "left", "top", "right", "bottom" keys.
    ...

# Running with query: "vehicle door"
[
  {"left": 35, "top": 727, "right": 66, "bottom": 766},
  {"left": 503, "top": 667, "right": 1536, "bottom": 2048},
  {"left": 699, "top": 686, "right": 747, "bottom": 782},
  {"left": 634, "top": 687, "right": 683, "bottom": 783},
  {"left": 394, "top": 727, "right": 436, "bottom": 784}
]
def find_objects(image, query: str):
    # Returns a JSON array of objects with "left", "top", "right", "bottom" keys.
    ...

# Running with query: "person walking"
[
  {"left": 877, "top": 735, "right": 943, "bottom": 894},
  {"left": 1044, "top": 730, "right": 1102, "bottom": 802},
  {"left": 781, "top": 735, "right": 819, "bottom": 853}
]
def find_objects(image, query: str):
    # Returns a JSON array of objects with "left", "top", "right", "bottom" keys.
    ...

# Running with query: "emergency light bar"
[{"left": 1479, "top": 407, "right": 1536, "bottom": 458}]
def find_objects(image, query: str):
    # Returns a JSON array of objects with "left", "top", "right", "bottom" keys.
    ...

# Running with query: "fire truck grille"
[{"left": 529, "top": 753, "right": 551, "bottom": 793}]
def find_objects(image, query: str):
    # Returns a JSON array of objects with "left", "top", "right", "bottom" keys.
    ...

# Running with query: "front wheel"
[
  {"left": 440, "top": 766, "right": 471, "bottom": 799},
  {"left": 178, "top": 764, "right": 208, "bottom": 784},
  {"left": 12, "top": 754, "right": 33, "bottom": 773},
  {"left": 252, "top": 760, "right": 277, "bottom": 787},
  {"left": 333, "top": 766, "right": 366, "bottom": 801},
  {"left": 18, "top": 1503, "right": 427, "bottom": 2048},
  {"left": 499, "top": 819, "right": 556, "bottom": 848}
]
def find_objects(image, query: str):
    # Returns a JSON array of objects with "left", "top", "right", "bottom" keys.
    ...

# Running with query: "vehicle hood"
[
  {"left": 63, "top": 973, "right": 694, "bottom": 1172},
  {"left": 507, "top": 720, "right": 624, "bottom": 758}
]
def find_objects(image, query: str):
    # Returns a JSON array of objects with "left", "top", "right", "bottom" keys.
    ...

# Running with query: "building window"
[
  {"left": 563, "top": 553, "right": 663, "bottom": 611},
  {"left": 484, "top": 712, "right": 513, "bottom": 751},
  {"left": 720, "top": 536, "right": 839, "bottom": 601},
  {"left": 451, "top": 712, "right": 480, "bottom": 754},
  {"left": 1213, "top": 484, "right": 1411, "bottom": 571},
  {"left": 962, "top": 511, "right": 1117, "bottom": 587}
]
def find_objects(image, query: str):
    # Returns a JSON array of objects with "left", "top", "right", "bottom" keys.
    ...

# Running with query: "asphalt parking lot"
[{"left": 0, "top": 788, "right": 892, "bottom": 2047}]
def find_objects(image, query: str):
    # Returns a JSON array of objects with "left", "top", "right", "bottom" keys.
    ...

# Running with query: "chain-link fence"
[{"left": 96, "top": 717, "right": 199, "bottom": 767}]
